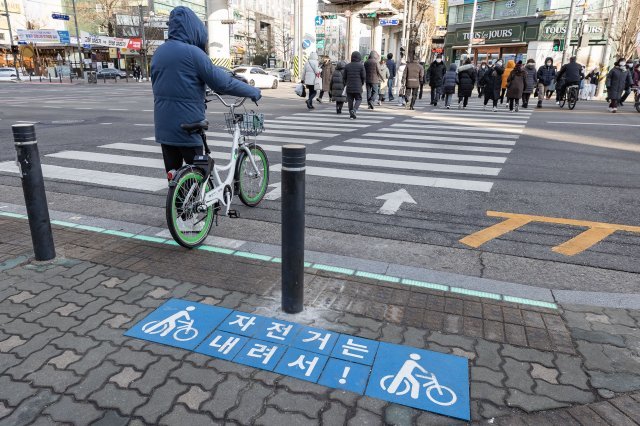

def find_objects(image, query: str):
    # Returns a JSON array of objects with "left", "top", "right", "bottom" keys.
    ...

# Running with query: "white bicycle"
[
  {"left": 380, "top": 371, "right": 457, "bottom": 406},
  {"left": 166, "top": 93, "right": 269, "bottom": 248},
  {"left": 141, "top": 319, "right": 199, "bottom": 341}
]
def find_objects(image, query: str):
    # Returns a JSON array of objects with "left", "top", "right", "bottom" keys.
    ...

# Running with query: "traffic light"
[{"left": 552, "top": 39, "right": 561, "bottom": 51}]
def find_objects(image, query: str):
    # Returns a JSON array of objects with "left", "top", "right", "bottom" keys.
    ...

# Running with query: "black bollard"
[
  {"left": 281, "top": 145, "right": 306, "bottom": 314},
  {"left": 59, "top": 74, "right": 62, "bottom": 83},
  {"left": 49, "top": 74, "right": 52, "bottom": 83},
  {"left": 12, "top": 124, "right": 56, "bottom": 261}
]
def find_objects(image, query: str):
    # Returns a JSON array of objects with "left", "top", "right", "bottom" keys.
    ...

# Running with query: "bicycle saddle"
[{"left": 181, "top": 120, "right": 209, "bottom": 134}]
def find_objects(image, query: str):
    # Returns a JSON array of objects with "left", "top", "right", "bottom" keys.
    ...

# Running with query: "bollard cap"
[
  {"left": 12, "top": 124, "right": 36, "bottom": 144},
  {"left": 282, "top": 145, "right": 306, "bottom": 170}
]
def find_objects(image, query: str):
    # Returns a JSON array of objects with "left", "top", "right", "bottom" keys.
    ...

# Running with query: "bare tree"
[
  {"left": 272, "top": 20, "right": 293, "bottom": 67},
  {"left": 615, "top": 0, "right": 640, "bottom": 60},
  {"left": 67, "top": 0, "right": 124, "bottom": 36},
  {"left": 407, "top": 0, "right": 436, "bottom": 60}
]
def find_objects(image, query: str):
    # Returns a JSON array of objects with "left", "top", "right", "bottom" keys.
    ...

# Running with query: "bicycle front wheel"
[
  {"left": 166, "top": 168, "right": 214, "bottom": 248},
  {"left": 237, "top": 145, "right": 269, "bottom": 207},
  {"left": 559, "top": 97, "right": 566, "bottom": 108}
]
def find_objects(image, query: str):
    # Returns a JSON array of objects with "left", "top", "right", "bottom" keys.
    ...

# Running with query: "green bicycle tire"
[
  {"left": 237, "top": 145, "right": 269, "bottom": 207},
  {"left": 166, "top": 168, "right": 214, "bottom": 249}
]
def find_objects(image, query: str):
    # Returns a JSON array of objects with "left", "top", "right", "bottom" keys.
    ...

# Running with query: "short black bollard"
[
  {"left": 12, "top": 124, "right": 56, "bottom": 261},
  {"left": 49, "top": 74, "right": 52, "bottom": 83},
  {"left": 281, "top": 145, "right": 306, "bottom": 314},
  {"left": 59, "top": 74, "right": 62, "bottom": 83}
]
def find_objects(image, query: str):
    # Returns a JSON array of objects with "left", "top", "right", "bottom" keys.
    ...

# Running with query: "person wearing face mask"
[
  {"left": 586, "top": 67, "right": 600, "bottom": 100},
  {"left": 606, "top": 58, "right": 632, "bottom": 113},
  {"left": 500, "top": 59, "right": 515, "bottom": 106},
  {"left": 522, "top": 59, "right": 536, "bottom": 108},
  {"left": 555, "top": 56, "right": 584, "bottom": 105},
  {"left": 618, "top": 60, "right": 635, "bottom": 106},
  {"left": 480, "top": 60, "right": 503, "bottom": 112},
  {"left": 536, "top": 57, "right": 556, "bottom": 108},
  {"left": 477, "top": 62, "right": 488, "bottom": 97},
  {"left": 428, "top": 54, "right": 447, "bottom": 106}
]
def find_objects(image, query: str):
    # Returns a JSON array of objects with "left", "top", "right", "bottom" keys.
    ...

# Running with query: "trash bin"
[{"left": 88, "top": 71, "right": 97, "bottom": 84}]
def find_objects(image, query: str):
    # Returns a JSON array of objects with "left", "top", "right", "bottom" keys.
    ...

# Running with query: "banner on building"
[
  {"left": 17, "top": 29, "right": 69, "bottom": 44},
  {"left": 436, "top": 0, "right": 448, "bottom": 27},
  {"left": 81, "top": 34, "right": 142, "bottom": 50}
]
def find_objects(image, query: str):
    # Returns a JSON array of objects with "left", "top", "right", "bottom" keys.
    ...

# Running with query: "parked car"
[
  {"left": 96, "top": 68, "right": 128, "bottom": 80},
  {"left": 0, "top": 67, "right": 18, "bottom": 82},
  {"left": 267, "top": 67, "right": 292, "bottom": 82},
  {"left": 206, "top": 67, "right": 249, "bottom": 95},
  {"left": 232, "top": 66, "right": 279, "bottom": 89}
]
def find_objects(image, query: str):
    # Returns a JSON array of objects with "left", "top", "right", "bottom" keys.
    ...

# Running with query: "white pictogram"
[
  {"left": 142, "top": 306, "right": 199, "bottom": 341},
  {"left": 380, "top": 353, "right": 457, "bottom": 406}
]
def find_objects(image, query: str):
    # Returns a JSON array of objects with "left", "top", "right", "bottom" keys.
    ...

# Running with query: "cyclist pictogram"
[
  {"left": 379, "top": 353, "right": 457, "bottom": 406},
  {"left": 142, "top": 305, "right": 199, "bottom": 341}
]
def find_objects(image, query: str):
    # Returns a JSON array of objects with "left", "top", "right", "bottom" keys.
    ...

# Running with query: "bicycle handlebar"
[{"left": 208, "top": 92, "right": 249, "bottom": 108}]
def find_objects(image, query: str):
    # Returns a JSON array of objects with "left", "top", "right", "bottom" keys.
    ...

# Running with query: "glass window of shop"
[{"left": 449, "top": 0, "right": 552, "bottom": 24}]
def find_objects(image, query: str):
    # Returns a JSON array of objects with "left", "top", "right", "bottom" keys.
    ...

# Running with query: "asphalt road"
[{"left": 1, "top": 80, "right": 639, "bottom": 294}]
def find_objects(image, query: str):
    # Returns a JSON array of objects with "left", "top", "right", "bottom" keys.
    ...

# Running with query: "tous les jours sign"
[{"left": 462, "top": 28, "right": 513, "bottom": 41}]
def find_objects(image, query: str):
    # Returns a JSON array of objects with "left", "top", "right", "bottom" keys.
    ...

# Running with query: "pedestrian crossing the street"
[{"left": 0, "top": 99, "right": 532, "bottom": 195}]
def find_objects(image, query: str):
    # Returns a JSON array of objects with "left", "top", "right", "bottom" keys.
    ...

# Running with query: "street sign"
[
  {"left": 315, "top": 16, "right": 324, "bottom": 26},
  {"left": 51, "top": 13, "right": 70, "bottom": 21},
  {"left": 316, "top": 33, "right": 325, "bottom": 38},
  {"left": 302, "top": 39, "right": 311, "bottom": 49},
  {"left": 57, "top": 31, "right": 70, "bottom": 44},
  {"left": 324, "top": 15, "right": 337, "bottom": 19},
  {"left": 379, "top": 19, "right": 399, "bottom": 26},
  {"left": 221, "top": 19, "right": 236, "bottom": 25},
  {"left": 83, "top": 44, "right": 91, "bottom": 49},
  {"left": 472, "top": 38, "right": 486, "bottom": 45},
  {"left": 366, "top": 12, "right": 377, "bottom": 18},
  {"left": 316, "top": 39, "right": 325, "bottom": 49}
]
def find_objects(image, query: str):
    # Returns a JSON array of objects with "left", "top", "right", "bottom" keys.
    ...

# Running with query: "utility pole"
[
  {"left": 561, "top": 0, "right": 577, "bottom": 64},
  {"left": 598, "top": 0, "right": 621, "bottom": 96},
  {"left": 467, "top": 0, "right": 478, "bottom": 60},
  {"left": 71, "top": 0, "right": 83, "bottom": 78},
  {"left": 2, "top": 0, "right": 21, "bottom": 80},
  {"left": 138, "top": 4, "right": 148, "bottom": 80},
  {"left": 401, "top": 0, "right": 407, "bottom": 58}
]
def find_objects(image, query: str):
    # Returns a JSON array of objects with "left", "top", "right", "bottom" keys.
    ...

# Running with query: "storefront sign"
[
  {"left": 455, "top": 24, "right": 524, "bottom": 44},
  {"left": 16, "top": 29, "right": 69, "bottom": 44},
  {"left": 436, "top": 0, "right": 448, "bottom": 27},
  {"left": 539, "top": 20, "right": 605, "bottom": 41},
  {"left": 82, "top": 35, "right": 142, "bottom": 50}
]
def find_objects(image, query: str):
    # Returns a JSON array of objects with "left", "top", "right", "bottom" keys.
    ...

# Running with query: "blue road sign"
[
  {"left": 253, "top": 318, "right": 300, "bottom": 345},
  {"left": 330, "top": 334, "right": 379, "bottom": 365},
  {"left": 274, "top": 347, "right": 328, "bottom": 383},
  {"left": 318, "top": 358, "right": 371, "bottom": 394},
  {"left": 302, "top": 39, "right": 311, "bottom": 49},
  {"left": 195, "top": 330, "right": 248, "bottom": 361},
  {"left": 379, "top": 18, "right": 400, "bottom": 26},
  {"left": 233, "top": 338, "right": 285, "bottom": 371},
  {"left": 57, "top": 31, "right": 70, "bottom": 44},
  {"left": 52, "top": 13, "right": 70, "bottom": 21},
  {"left": 124, "top": 299, "right": 232, "bottom": 351},
  {"left": 365, "top": 342, "right": 470, "bottom": 421},
  {"left": 217, "top": 311, "right": 268, "bottom": 337},
  {"left": 292, "top": 326, "right": 339, "bottom": 356},
  {"left": 315, "top": 16, "right": 324, "bottom": 26},
  {"left": 83, "top": 44, "right": 91, "bottom": 49}
]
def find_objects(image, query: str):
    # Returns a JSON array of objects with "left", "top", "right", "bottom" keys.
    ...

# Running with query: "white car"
[
  {"left": 0, "top": 67, "right": 18, "bottom": 82},
  {"left": 232, "top": 66, "right": 279, "bottom": 89}
]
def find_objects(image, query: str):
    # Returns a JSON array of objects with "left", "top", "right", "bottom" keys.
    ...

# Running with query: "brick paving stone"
[
  {"left": 471, "top": 366, "right": 505, "bottom": 387},
  {"left": 134, "top": 378, "right": 188, "bottom": 424},
  {"left": 416, "top": 410, "right": 467, "bottom": 425},
  {"left": 72, "top": 299, "right": 113, "bottom": 321},
  {"left": 256, "top": 407, "right": 317, "bottom": 425},
  {"left": 105, "top": 314, "right": 132, "bottom": 329},
  {"left": 9, "top": 291, "right": 35, "bottom": 303},
  {"left": 0, "top": 390, "right": 59, "bottom": 426},
  {"left": 170, "top": 363, "right": 225, "bottom": 389},
  {"left": 610, "top": 395, "right": 640, "bottom": 420},
  {"left": 501, "top": 345, "right": 555, "bottom": 367},
  {"left": 107, "top": 346, "right": 158, "bottom": 370},
  {"left": 209, "top": 358, "right": 255, "bottom": 379},
  {"left": 0, "top": 353, "right": 21, "bottom": 375},
  {"left": 68, "top": 361, "right": 121, "bottom": 400},
  {"left": 0, "top": 335, "right": 26, "bottom": 352},
  {"left": 347, "top": 408, "right": 383, "bottom": 425},
  {"left": 54, "top": 303, "right": 82, "bottom": 316},
  {"left": 567, "top": 405, "right": 610, "bottom": 425},
  {"left": 402, "top": 327, "right": 427, "bottom": 348},
  {"left": 522, "top": 311, "right": 545, "bottom": 328},
  {"left": 0, "top": 375, "right": 38, "bottom": 406},
  {"left": 159, "top": 405, "right": 219, "bottom": 426},
  {"left": 26, "top": 364, "right": 83, "bottom": 393},
  {"left": 590, "top": 371, "right": 640, "bottom": 393},
  {"left": 463, "top": 317, "right": 484, "bottom": 338},
  {"left": 0, "top": 401, "right": 11, "bottom": 419},
  {"left": 3, "top": 317, "right": 46, "bottom": 339},
  {"left": 445, "top": 298, "right": 464, "bottom": 316},
  {"left": 357, "top": 395, "right": 387, "bottom": 415},
  {"left": 68, "top": 342, "right": 118, "bottom": 375},
  {"left": 329, "top": 389, "right": 359, "bottom": 407},
  {"left": 147, "top": 287, "right": 170, "bottom": 299},
  {"left": 444, "top": 314, "right": 463, "bottom": 334},
  {"left": 507, "top": 389, "right": 569, "bottom": 412},
  {"left": 427, "top": 332, "right": 475, "bottom": 352},
  {"left": 130, "top": 356, "right": 180, "bottom": 395},
  {"left": 176, "top": 385, "right": 210, "bottom": 410},
  {"left": 534, "top": 381, "right": 595, "bottom": 404},
  {"left": 403, "top": 307, "right": 425, "bottom": 327},
  {"left": 109, "top": 366, "right": 143, "bottom": 388},
  {"left": 471, "top": 382, "right": 507, "bottom": 407},
  {"left": 43, "top": 395, "right": 102, "bottom": 426},
  {"left": 277, "top": 376, "right": 330, "bottom": 396},
  {"left": 89, "top": 383, "right": 146, "bottom": 415},
  {"left": 6, "top": 346, "right": 63, "bottom": 380},
  {"left": 530, "top": 363, "right": 559, "bottom": 384},
  {"left": 504, "top": 358, "right": 534, "bottom": 393},
  {"left": 483, "top": 304, "right": 503, "bottom": 322},
  {"left": 201, "top": 375, "right": 248, "bottom": 418},
  {"left": 48, "top": 350, "right": 82, "bottom": 369},
  {"left": 475, "top": 339, "right": 502, "bottom": 371},
  {"left": 267, "top": 389, "right": 325, "bottom": 418},
  {"left": 70, "top": 311, "right": 114, "bottom": 335},
  {"left": 101, "top": 277, "right": 124, "bottom": 288},
  {"left": 228, "top": 381, "right": 274, "bottom": 423},
  {"left": 92, "top": 410, "right": 130, "bottom": 426},
  {"left": 484, "top": 320, "right": 505, "bottom": 342},
  {"left": 504, "top": 323, "right": 528, "bottom": 347},
  {"left": 385, "top": 404, "right": 419, "bottom": 425},
  {"left": 380, "top": 323, "right": 404, "bottom": 344},
  {"left": 589, "top": 401, "right": 637, "bottom": 425}
]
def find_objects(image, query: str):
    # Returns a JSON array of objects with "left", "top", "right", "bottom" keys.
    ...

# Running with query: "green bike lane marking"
[{"left": 0, "top": 211, "right": 558, "bottom": 310}]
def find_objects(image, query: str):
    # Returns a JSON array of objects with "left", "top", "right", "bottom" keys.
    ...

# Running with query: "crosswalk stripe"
[
  {"left": 267, "top": 123, "right": 359, "bottom": 132},
  {"left": 390, "top": 123, "right": 522, "bottom": 135},
  {"left": 270, "top": 164, "right": 493, "bottom": 192},
  {"left": 100, "top": 142, "right": 284, "bottom": 154},
  {"left": 413, "top": 115, "right": 528, "bottom": 125},
  {"left": 285, "top": 116, "right": 382, "bottom": 125},
  {"left": 300, "top": 111, "right": 394, "bottom": 119},
  {"left": 48, "top": 151, "right": 167, "bottom": 168},
  {"left": 0, "top": 161, "right": 167, "bottom": 192},
  {"left": 342, "top": 138, "right": 513, "bottom": 152},
  {"left": 306, "top": 153, "right": 501, "bottom": 176},
  {"left": 205, "top": 132, "right": 320, "bottom": 144},
  {"left": 429, "top": 112, "right": 532, "bottom": 119},
  {"left": 323, "top": 145, "right": 507, "bottom": 163},
  {"left": 264, "top": 129, "right": 338, "bottom": 137},
  {"left": 363, "top": 133, "right": 515, "bottom": 146},
  {"left": 270, "top": 119, "right": 368, "bottom": 128}
]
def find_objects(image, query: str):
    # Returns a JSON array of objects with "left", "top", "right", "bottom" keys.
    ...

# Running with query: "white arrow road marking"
[
  {"left": 376, "top": 189, "right": 416, "bottom": 215},
  {"left": 264, "top": 182, "right": 282, "bottom": 200}
]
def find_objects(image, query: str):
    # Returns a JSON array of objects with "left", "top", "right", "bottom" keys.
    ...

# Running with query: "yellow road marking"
[{"left": 461, "top": 211, "right": 640, "bottom": 256}]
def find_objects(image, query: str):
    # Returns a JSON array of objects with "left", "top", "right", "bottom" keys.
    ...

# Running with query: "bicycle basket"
[{"left": 224, "top": 112, "right": 265, "bottom": 136}]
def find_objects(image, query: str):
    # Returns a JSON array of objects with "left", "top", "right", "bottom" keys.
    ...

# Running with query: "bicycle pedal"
[{"left": 228, "top": 210, "right": 240, "bottom": 219}]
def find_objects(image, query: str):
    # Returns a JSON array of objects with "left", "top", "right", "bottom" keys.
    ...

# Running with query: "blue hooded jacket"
[{"left": 151, "top": 7, "right": 260, "bottom": 147}]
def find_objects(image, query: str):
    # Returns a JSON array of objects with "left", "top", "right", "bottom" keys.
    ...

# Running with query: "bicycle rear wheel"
[
  {"left": 568, "top": 90, "right": 577, "bottom": 110},
  {"left": 166, "top": 168, "right": 214, "bottom": 248},
  {"left": 237, "top": 145, "right": 269, "bottom": 207}
]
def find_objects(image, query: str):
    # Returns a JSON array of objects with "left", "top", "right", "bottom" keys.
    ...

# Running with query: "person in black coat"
[
  {"left": 456, "top": 58, "right": 476, "bottom": 109},
  {"left": 480, "top": 61, "right": 504, "bottom": 112},
  {"left": 606, "top": 58, "right": 633, "bottom": 112},
  {"left": 428, "top": 54, "right": 446, "bottom": 106},
  {"left": 330, "top": 61, "right": 347, "bottom": 114},
  {"left": 477, "top": 62, "right": 488, "bottom": 97},
  {"left": 343, "top": 51, "right": 366, "bottom": 119}
]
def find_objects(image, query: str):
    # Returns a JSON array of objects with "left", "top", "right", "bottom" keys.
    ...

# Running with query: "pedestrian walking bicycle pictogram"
[
  {"left": 379, "top": 353, "right": 457, "bottom": 406},
  {"left": 142, "top": 306, "right": 198, "bottom": 341}
]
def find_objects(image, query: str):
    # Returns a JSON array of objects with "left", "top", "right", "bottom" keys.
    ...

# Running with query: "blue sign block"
[
  {"left": 315, "top": 16, "right": 324, "bottom": 26},
  {"left": 365, "top": 342, "right": 470, "bottom": 421},
  {"left": 318, "top": 358, "right": 371, "bottom": 394},
  {"left": 233, "top": 338, "right": 285, "bottom": 371},
  {"left": 124, "top": 299, "right": 231, "bottom": 351},
  {"left": 291, "top": 326, "right": 339, "bottom": 356},
  {"left": 218, "top": 311, "right": 268, "bottom": 337},
  {"left": 330, "top": 334, "right": 379, "bottom": 365},
  {"left": 253, "top": 318, "right": 300, "bottom": 345},
  {"left": 83, "top": 44, "right": 91, "bottom": 49},
  {"left": 57, "top": 31, "right": 70, "bottom": 44},
  {"left": 274, "top": 347, "right": 328, "bottom": 383},
  {"left": 302, "top": 39, "right": 311, "bottom": 49},
  {"left": 194, "top": 330, "right": 248, "bottom": 361}
]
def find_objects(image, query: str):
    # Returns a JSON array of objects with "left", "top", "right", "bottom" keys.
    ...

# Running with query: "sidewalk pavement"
[{"left": 0, "top": 215, "right": 639, "bottom": 425}]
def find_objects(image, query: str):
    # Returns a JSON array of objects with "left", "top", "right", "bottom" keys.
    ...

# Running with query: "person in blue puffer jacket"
[{"left": 151, "top": 6, "right": 261, "bottom": 174}]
